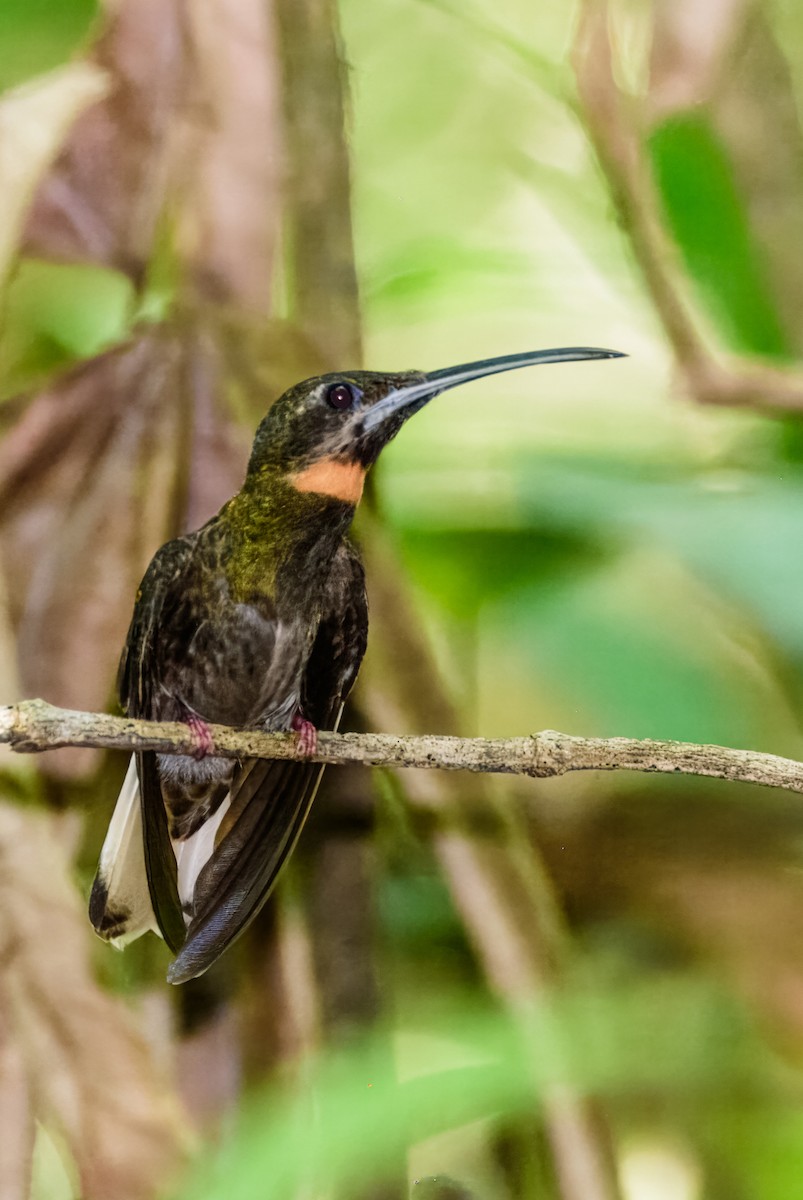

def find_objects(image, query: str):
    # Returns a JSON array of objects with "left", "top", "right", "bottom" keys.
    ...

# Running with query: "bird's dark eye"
[{"left": 326, "top": 382, "right": 355, "bottom": 410}]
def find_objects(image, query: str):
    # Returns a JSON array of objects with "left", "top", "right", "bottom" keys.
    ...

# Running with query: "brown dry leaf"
[
  {"left": 0, "top": 64, "right": 108, "bottom": 292},
  {"left": 0, "top": 325, "right": 252, "bottom": 779},
  {"left": 0, "top": 1005, "right": 34, "bottom": 1200},
  {"left": 0, "top": 801, "right": 186, "bottom": 1199},
  {"left": 0, "top": 332, "right": 189, "bottom": 778},
  {"left": 22, "top": 0, "right": 190, "bottom": 276}
]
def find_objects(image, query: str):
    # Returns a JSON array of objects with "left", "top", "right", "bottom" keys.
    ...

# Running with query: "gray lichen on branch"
[{"left": 2, "top": 698, "right": 803, "bottom": 795}]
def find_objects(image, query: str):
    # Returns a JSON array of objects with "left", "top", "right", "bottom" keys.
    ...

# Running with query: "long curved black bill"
[{"left": 363, "top": 346, "right": 625, "bottom": 431}]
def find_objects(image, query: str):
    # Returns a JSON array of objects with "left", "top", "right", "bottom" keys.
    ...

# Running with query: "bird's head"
[{"left": 246, "top": 347, "right": 625, "bottom": 505}]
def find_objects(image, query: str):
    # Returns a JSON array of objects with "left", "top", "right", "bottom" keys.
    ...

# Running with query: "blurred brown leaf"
[
  {"left": 0, "top": 0, "right": 270, "bottom": 780},
  {"left": 0, "top": 333, "right": 188, "bottom": 777},
  {"left": 0, "top": 1007, "right": 34, "bottom": 1200},
  {"left": 0, "top": 802, "right": 186, "bottom": 1199},
  {"left": 0, "top": 326, "right": 252, "bottom": 779},
  {"left": 22, "top": 0, "right": 190, "bottom": 279}
]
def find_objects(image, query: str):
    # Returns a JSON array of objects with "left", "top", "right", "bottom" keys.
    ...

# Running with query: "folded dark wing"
[{"left": 116, "top": 537, "right": 198, "bottom": 952}]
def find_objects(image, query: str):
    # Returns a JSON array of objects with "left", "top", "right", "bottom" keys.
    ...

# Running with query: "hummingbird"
[{"left": 89, "top": 346, "right": 623, "bottom": 983}]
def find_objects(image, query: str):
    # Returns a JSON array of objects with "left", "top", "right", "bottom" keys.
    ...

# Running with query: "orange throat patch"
[{"left": 289, "top": 458, "right": 365, "bottom": 504}]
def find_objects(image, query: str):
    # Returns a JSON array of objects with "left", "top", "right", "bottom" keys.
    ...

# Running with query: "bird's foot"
[
  {"left": 291, "top": 711, "right": 318, "bottom": 757},
  {"left": 184, "top": 712, "right": 215, "bottom": 760}
]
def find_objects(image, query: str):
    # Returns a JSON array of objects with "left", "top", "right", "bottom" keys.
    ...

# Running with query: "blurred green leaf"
[
  {"left": 484, "top": 567, "right": 761, "bottom": 744},
  {"left": 176, "top": 974, "right": 767, "bottom": 1200},
  {"left": 389, "top": 451, "right": 803, "bottom": 676},
  {"left": 0, "top": 258, "right": 136, "bottom": 397},
  {"left": 397, "top": 528, "right": 599, "bottom": 619},
  {"left": 387, "top": 455, "right": 803, "bottom": 748},
  {"left": 364, "top": 240, "right": 535, "bottom": 321},
  {"left": 0, "top": 0, "right": 98, "bottom": 92},
  {"left": 648, "top": 112, "right": 791, "bottom": 359},
  {"left": 702, "top": 1107, "right": 803, "bottom": 1200},
  {"left": 511, "top": 456, "right": 803, "bottom": 665},
  {"left": 30, "top": 1126, "right": 76, "bottom": 1200}
]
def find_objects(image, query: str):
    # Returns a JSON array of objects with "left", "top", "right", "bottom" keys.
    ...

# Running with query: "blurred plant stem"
[
  {"left": 275, "top": 0, "right": 362, "bottom": 366},
  {"left": 265, "top": 4, "right": 404, "bottom": 1197},
  {"left": 573, "top": 0, "right": 803, "bottom": 413},
  {"left": 648, "top": 0, "right": 803, "bottom": 358}
]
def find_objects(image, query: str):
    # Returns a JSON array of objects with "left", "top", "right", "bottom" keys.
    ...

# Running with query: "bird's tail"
[
  {"left": 165, "top": 756, "right": 325, "bottom": 984},
  {"left": 91, "top": 742, "right": 331, "bottom": 980},
  {"left": 89, "top": 756, "right": 160, "bottom": 945}
]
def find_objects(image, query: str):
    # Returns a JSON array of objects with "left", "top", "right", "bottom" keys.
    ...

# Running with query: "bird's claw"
[
  {"left": 184, "top": 712, "right": 215, "bottom": 760},
  {"left": 291, "top": 712, "right": 318, "bottom": 757}
]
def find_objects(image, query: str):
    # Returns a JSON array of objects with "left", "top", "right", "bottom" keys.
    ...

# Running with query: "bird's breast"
[{"left": 200, "top": 614, "right": 301, "bottom": 724}]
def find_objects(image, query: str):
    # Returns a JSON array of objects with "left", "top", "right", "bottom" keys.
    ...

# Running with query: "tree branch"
[{"left": 2, "top": 699, "right": 803, "bottom": 794}]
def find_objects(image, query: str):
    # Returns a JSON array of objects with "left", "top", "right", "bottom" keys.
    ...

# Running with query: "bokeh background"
[{"left": 2, "top": 1, "right": 803, "bottom": 1198}]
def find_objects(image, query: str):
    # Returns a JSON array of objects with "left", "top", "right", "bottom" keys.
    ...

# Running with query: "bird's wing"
[
  {"left": 117, "top": 536, "right": 197, "bottom": 717},
  {"left": 166, "top": 541, "right": 368, "bottom": 983},
  {"left": 95, "top": 537, "right": 198, "bottom": 953}
]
